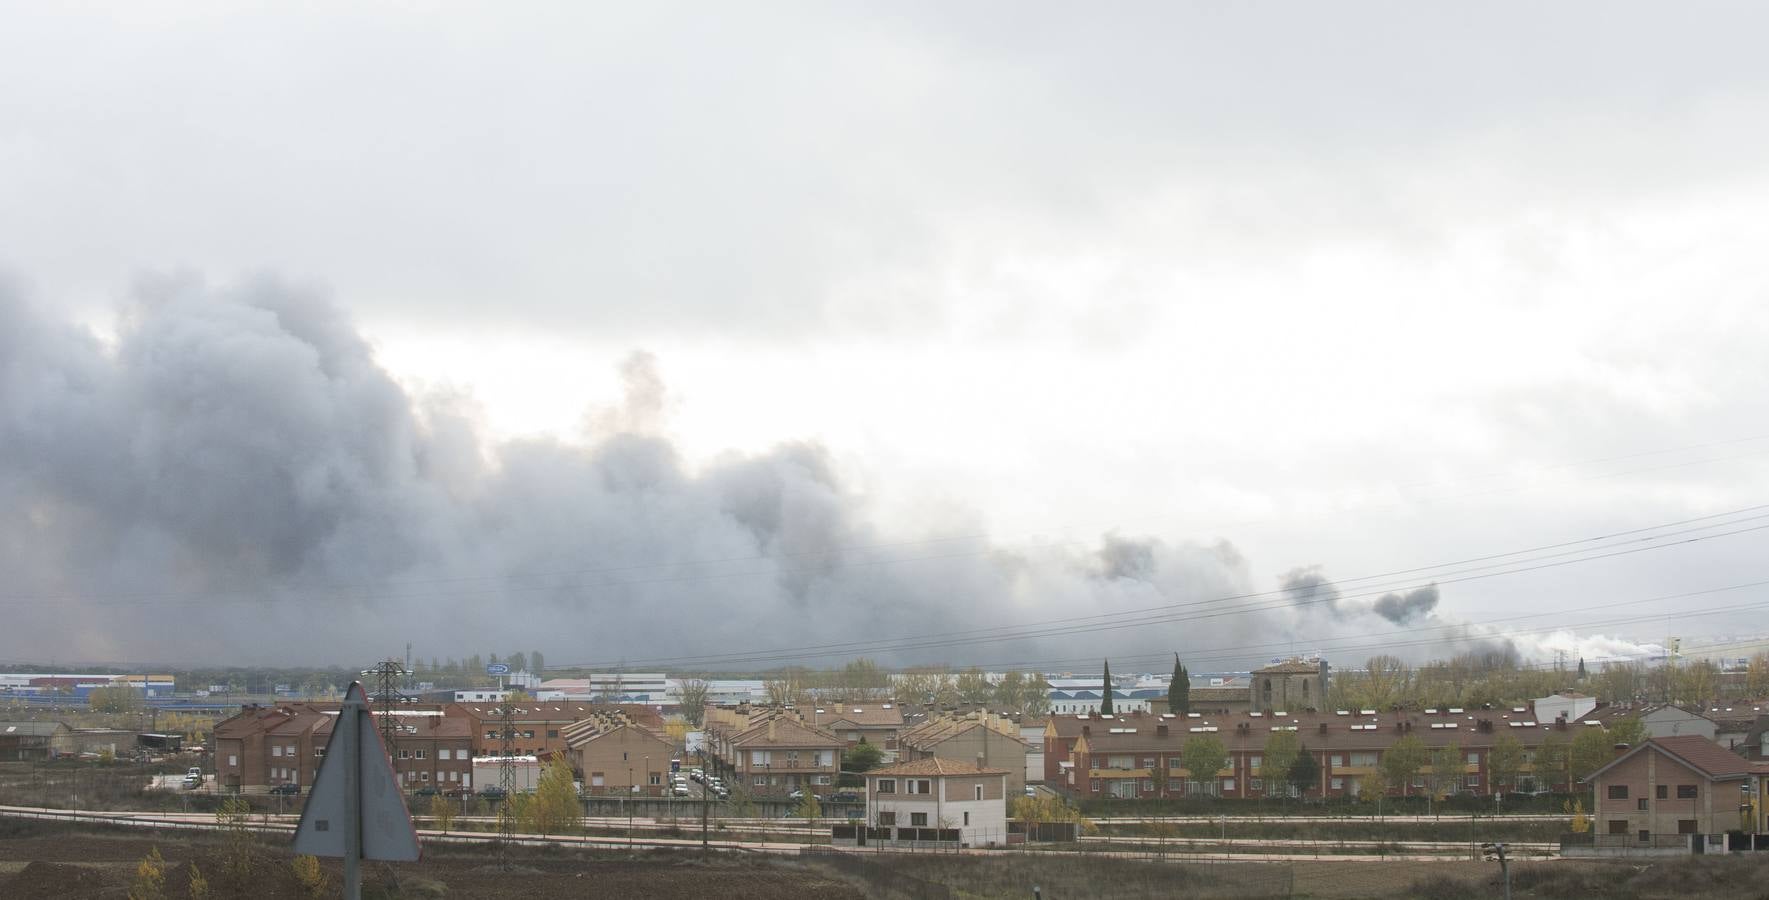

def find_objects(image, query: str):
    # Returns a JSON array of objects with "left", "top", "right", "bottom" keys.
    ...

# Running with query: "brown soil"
[{"left": 0, "top": 828, "right": 866, "bottom": 899}]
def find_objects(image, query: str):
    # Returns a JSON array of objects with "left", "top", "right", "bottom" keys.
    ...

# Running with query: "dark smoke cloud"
[
  {"left": 1371, "top": 584, "right": 1440, "bottom": 624},
  {"left": 1279, "top": 567, "right": 1342, "bottom": 613},
  {"left": 0, "top": 274, "right": 1271, "bottom": 667}
]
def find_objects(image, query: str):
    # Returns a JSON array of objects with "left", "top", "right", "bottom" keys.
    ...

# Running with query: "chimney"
[
  {"left": 1082, "top": 725, "right": 1091, "bottom": 736},
  {"left": 1157, "top": 723, "right": 1169, "bottom": 736},
  {"left": 768, "top": 719, "right": 777, "bottom": 741},
  {"left": 1318, "top": 723, "right": 1328, "bottom": 734}
]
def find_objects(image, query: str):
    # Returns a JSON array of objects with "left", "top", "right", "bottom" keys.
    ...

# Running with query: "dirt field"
[
  {"left": 9, "top": 818, "right": 1769, "bottom": 899},
  {"left": 0, "top": 823, "right": 864, "bottom": 899}
]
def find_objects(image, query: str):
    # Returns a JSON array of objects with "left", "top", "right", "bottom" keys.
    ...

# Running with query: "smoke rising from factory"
[{"left": 0, "top": 275, "right": 1656, "bottom": 669}]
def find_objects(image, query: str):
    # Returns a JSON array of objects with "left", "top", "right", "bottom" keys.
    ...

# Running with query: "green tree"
[
  {"left": 429, "top": 793, "right": 456, "bottom": 833},
  {"left": 794, "top": 788, "right": 822, "bottom": 820},
  {"left": 842, "top": 741, "right": 885, "bottom": 774},
  {"left": 1487, "top": 732, "right": 1524, "bottom": 794},
  {"left": 1262, "top": 731, "right": 1300, "bottom": 795},
  {"left": 994, "top": 670, "right": 1028, "bottom": 711},
  {"left": 840, "top": 658, "right": 891, "bottom": 700},
  {"left": 1608, "top": 716, "right": 1649, "bottom": 749},
  {"left": 129, "top": 846, "right": 166, "bottom": 900},
  {"left": 1576, "top": 657, "right": 1587, "bottom": 680},
  {"left": 1180, "top": 735, "right": 1228, "bottom": 796},
  {"left": 1537, "top": 732, "right": 1570, "bottom": 790},
  {"left": 290, "top": 855, "right": 328, "bottom": 898},
  {"left": 1168, "top": 655, "right": 1190, "bottom": 716},
  {"left": 186, "top": 864, "right": 210, "bottom": 900},
  {"left": 91, "top": 684, "right": 145, "bottom": 714},
  {"left": 531, "top": 649, "right": 545, "bottom": 675},
  {"left": 1288, "top": 745, "right": 1321, "bottom": 798},
  {"left": 1427, "top": 741, "right": 1464, "bottom": 799},
  {"left": 1098, "top": 659, "right": 1114, "bottom": 716},
  {"left": 1569, "top": 726, "right": 1615, "bottom": 783},
  {"left": 523, "top": 755, "right": 582, "bottom": 835},
  {"left": 1382, "top": 734, "right": 1428, "bottom": 797}
]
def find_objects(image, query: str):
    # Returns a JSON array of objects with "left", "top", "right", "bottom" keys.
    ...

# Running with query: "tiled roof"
[
  {"left": 1046, "top": 708, "right": 1617, "bottom": 753},
  {"left": 1586, "top": 735, "right": 1754, "bottom": 783},
  {"left": 730, "top": 717, "right": 842, "bottom": 749},
  {"left": 818, "top": 704, "right": 904, "bottom": 728},
  {"left": 865, "top": 757, "right": 1011, "bottom": 777},
  {"left": 899, "top": 715, "right": 1024, "bottom": 750},
  {"left": 0, "top": 722, "right": 69, "bottom": 737}
]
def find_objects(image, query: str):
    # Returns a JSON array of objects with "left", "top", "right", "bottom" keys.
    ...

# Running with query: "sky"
[{"left": 2, "top": 2, "right": 1769, "bottom": 671}]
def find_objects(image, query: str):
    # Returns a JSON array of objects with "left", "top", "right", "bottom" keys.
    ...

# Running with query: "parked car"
[
  {"left": 411, "top": 786, "right": 439, "bottom": 798},
  {"left": 1025, "top": 786, "right": 1039, "bottom": 797},
  {"left": 269, "top": 783, "right": 302, "bottom": 796},
  {"left": 788, "top": 789, "right": 806, "bottom": 801},
  {"left": 673, "top": 785, "right": 690, "bottom": 797},
  {"left": 827, "top": 791, "right": 860, "bottom": 803},
  {"left": 478, "top": 786, "right": 509, "bottom": 801}
]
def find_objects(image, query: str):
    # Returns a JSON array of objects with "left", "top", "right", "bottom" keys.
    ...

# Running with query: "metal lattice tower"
[
  {"left": 496, "top": 702, "right": 518, "bottom": 869},
  {"left": 366, "top": 659, "right": 409, "bottom": 758}
]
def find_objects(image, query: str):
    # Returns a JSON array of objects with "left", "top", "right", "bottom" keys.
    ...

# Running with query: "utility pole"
[
  {"left": 366, "top": 659, "right": 409, "bottom": 761},
  {"left": 1482, "top": 842, "right": 1511, "bottom": 900}
]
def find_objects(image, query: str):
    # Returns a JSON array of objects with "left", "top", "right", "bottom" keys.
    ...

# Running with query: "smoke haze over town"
[{"left": 4, "top": 3, "right": 1769, "bottom": 670}]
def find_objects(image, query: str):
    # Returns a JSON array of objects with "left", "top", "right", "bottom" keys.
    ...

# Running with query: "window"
[
  {"left": 1656, "top": 785, "right": 1668, "bottom": 799},
  {"left": 315, "top": 748, "right": 325, "bottom": 757},
  {"left": 1637, "top": 830, "right": 1650, "bottom": 843},
  {"left": 1330, "top": 777, "right": 1343, "bottom": 790},
  {"left": 485, "top": 731, "right": 497, "bottom": 741},
  {"left": 591, "top": 773, "right": 605, "bottom": 787},
  {"left": 547, "top": 729, "right": 559, "bottom": 739},
  {"left": 228, "top": 755, "right": 238, "bottom": 767},
  {"left": 1221, "top": 778, "right": 1235, "bottom": 792},
  {"left": 415, "top": 750, "right": 426, "bottom": 760},
  {"left": 1607, "top": 785, "right": 1629, "bottom": 800},
  {"left": 1090, "top": 779, "right": 1101, "bottom": 792},
  {"left": 877, "top": 812, "right": 896, "bottom": 826},
  {"left": 814, "top": 774, "right": 832, "bottom": 785},
  {"left": 877, "top": 779, "right": 895, "bottom": 794},
  {"left": 449, "top": 771, "right": 458, "bottom": 782},
  {"left": 1678, "top": 819, "right": 1698, "bottom": 834},
  {"left": 1168, "top": 758, "right": 1183, "bottom": 770},
  {"left": 910, "top": 812, "right": 928, "bottom": 827},
  {"left": 1330, "top": 755, "right": 1343, "bottom": 768},
  {"left": 522, "top": 730, "right": 534, "bottom": 739},
  {"left": 399, "top": 750, "right": 411, "bottom": 760},
  {"left": 1467, "top": 775, "right": 1480, "bottom": 788},
  {"left": 751, "top": 750, "right": 768, "bottom": 765},
  {"left": 438, "top": 749, "right": 449, "bottom": 761},
  {"left": 649, "top": 773, "right": 661, "bottom": 786},
  {"left": 907, "top": 779, "right": 932, "bottom": 794},
  {"left": 753, "top": 775, "right": 767, "bottom": 787},
  {"left": 1677, "top": 785, "right": 1698, "bottom": 799},
  {"left": 1249, "top": 755, "right": 1262, "bottom": 770},
  {"left": 963, "top": 812, "right": 970, "bottom": 826},
  {"left": 975, "top": 785, "right": 983, "bottom": 801},
  {"left": 1466, "top": 753, "right": 1480, "bottom": 766},
  {"left": 1608, "top": 820, "right": 1629, "bottom": 834},
  {"left": 1349, "top": 752, "right": 1378, "bottom": 767},
  {"left": 1250, "top": 778, "right": 1263, "bottom": 791},
  {"left": 1638, "top": 799, "right": 1649, "bottom": 811},
  {"left": 1141, "top": 780, "right": 1154, "bottom": 792},
  {"left": 272, "top": 746, "right": 283, "bottom": 757},
  {"left": 421, "top": 771, "right": 430, "bottom": 781},
  {"left": 288, "top": 746, "right": 296, "bottom": 756}
]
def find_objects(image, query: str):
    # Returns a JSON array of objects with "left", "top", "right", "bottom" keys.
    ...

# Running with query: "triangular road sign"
[{"left": 292, "top": 682, "right": 421, "bottom": 862}]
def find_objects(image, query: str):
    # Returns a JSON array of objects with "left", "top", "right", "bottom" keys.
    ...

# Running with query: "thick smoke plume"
[
  {"left": 0, "top": 275, "right": 1658, "bottom": 670},
  {"left": 1372, "top": 585, "right": 1440, "bottom": 624}
]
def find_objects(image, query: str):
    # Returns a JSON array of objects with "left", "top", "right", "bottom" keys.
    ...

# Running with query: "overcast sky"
[{"left": 3, "top": 2, "right": 1768, "bottom": 670}]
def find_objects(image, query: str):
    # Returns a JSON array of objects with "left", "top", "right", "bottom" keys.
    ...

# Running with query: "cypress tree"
[
  {"left": 1099, "top": 659, "right": 1114, "bottom": 715},
  {"left": 1168, "top": 654, "right": 1191, "bottom": 716}
]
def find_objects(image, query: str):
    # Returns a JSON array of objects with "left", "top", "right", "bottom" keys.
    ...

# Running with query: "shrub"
[
  {"left": 291, "top": 854, "right": 329, "bottom": 897},
  {"left": 129, "top": 846, "right": 166, "bottom": 900}
]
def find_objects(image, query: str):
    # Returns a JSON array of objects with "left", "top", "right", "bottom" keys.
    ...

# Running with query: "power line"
[
  {"left": 551, "top": 510, "right": 1769, "bottom": 669},
  {"left": 7, "top": 435, "right": 1769, "bottom": 610}
]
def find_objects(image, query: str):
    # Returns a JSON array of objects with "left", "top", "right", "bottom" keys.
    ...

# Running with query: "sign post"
[{"left": 293, "top": 682, "right": 420, "bottom": 900}]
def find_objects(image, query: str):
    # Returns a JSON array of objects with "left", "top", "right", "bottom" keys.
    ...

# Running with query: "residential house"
[
  {"left": 216, "top": 703, "right": 472, "bottom": 793},
  {"left": 1020, "top": 716, "right": 1046, "bottom": 785},
  {"left": 717, "top": 714, "right": 843, "bottom": 797},
  {"left": 1045, "top": 703, "right": 1633, "bottom": 801},
  {"left": 1636, "top": 705, "right": 1717, "bottom": 740},
  {"left": 449, "top": 701, "right": 663, "bottom": 759},
  {"left": 816, "top": 703, "right": 905, "bottom": 760},
  {"left": 864, "top": 757, "right": 1010, "bottom": 847},
  {"left": 1584, "top": 735, "right": 1766, "bottom": 849},
  {"left": 563, "top": 710, "right": 676, "bottom": 796},
  {"left": 898, "top": 712, "right": 1028, "bottom": 795}
]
